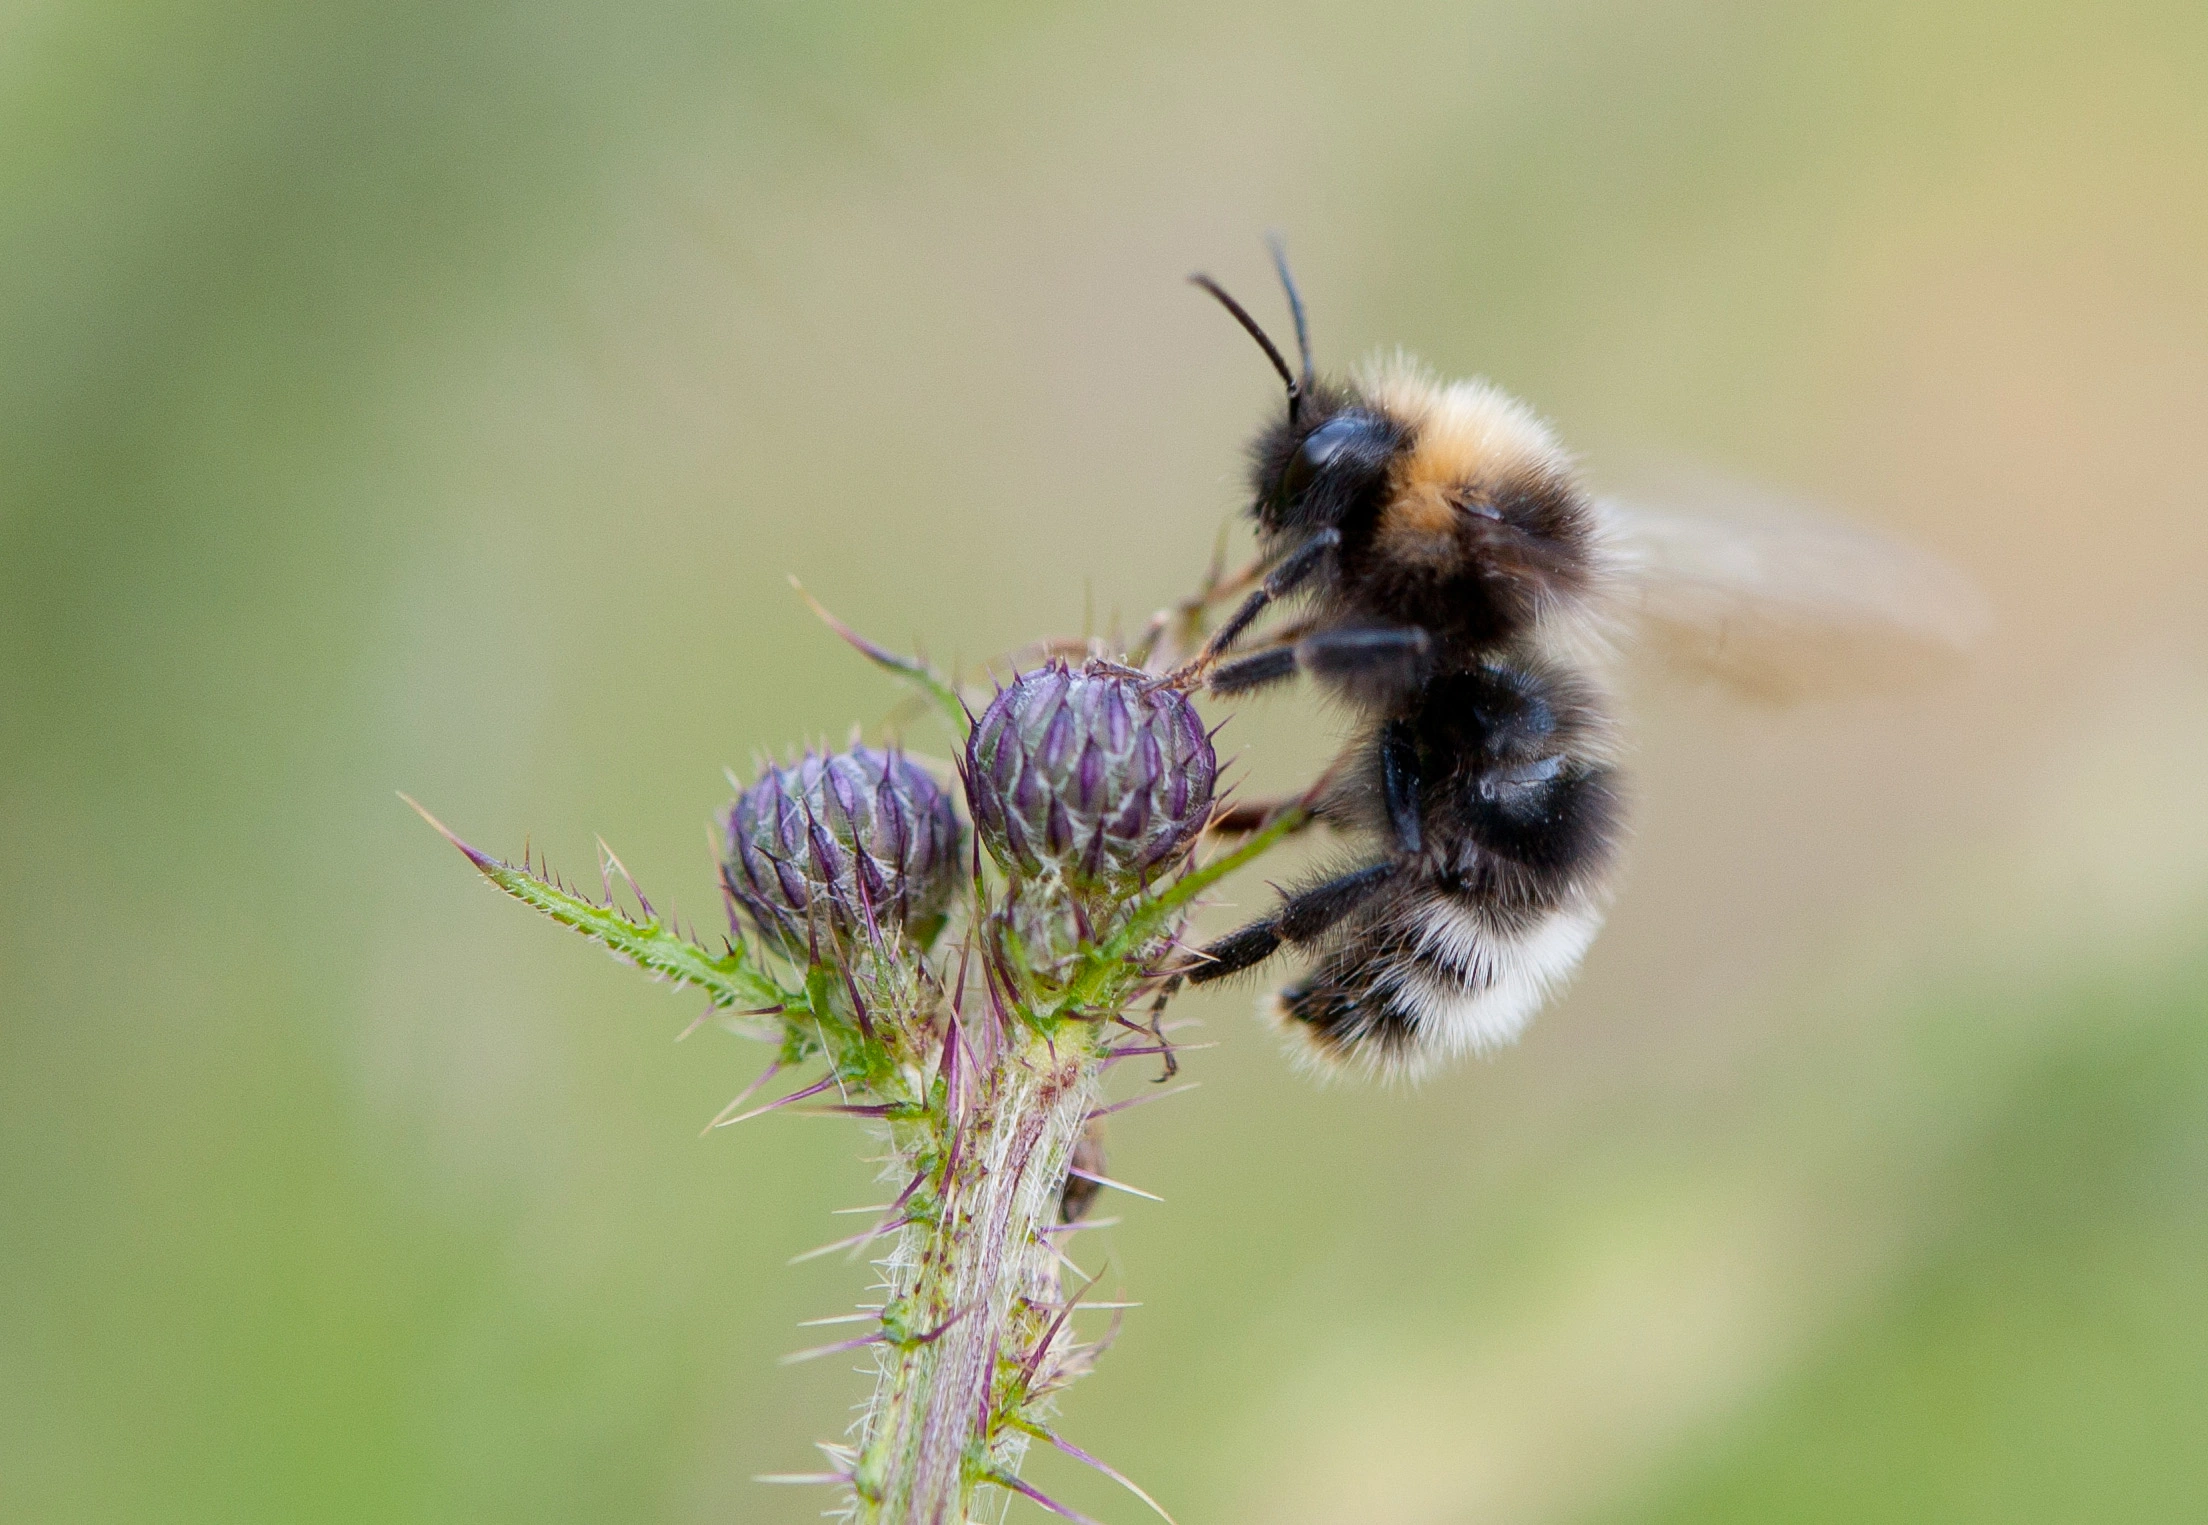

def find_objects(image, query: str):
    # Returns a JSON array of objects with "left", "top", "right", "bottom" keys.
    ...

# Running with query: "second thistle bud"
[
  {"left": 722, "top": 747, "right": 964, "bottom": 961},
  {"left": 965, "top": 662, "right": 1216, "bottom": 895}
]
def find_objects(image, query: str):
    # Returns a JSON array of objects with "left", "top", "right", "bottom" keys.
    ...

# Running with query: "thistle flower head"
[
  {"left": 966, "top": 662, "right": 1215, "bottom": 895},
  {"left": 722, "top": 746, "right": 964, "bottom": 960}
]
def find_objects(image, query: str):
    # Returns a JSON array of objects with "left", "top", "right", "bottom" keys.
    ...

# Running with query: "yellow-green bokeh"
[{"left": 5, "top": 3, "right": 2206, "bottom": 1521}]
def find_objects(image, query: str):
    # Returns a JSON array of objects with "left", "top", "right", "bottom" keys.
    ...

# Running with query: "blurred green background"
[{"left": 5, "top": 1, "right": 2206, "bottom": 1520}]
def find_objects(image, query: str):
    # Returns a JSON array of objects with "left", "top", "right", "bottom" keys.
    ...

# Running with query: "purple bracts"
[
  {"left": 723, "top": 747, "right": 964, "bottom": 959},
  {"left": 966, "top": 662, "right": 1215, "bottom": 894}
]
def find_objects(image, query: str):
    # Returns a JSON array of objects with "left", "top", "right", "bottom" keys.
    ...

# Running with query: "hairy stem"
[{"left": 857, "top": 1027, "right": 1106, "bottom": 1524}]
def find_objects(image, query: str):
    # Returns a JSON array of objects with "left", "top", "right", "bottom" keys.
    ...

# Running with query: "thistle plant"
[{"left": 409, "top": 581, "right": 1306, "bottom": 1523}]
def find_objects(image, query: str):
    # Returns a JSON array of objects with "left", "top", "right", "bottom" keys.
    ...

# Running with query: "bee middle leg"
[
  {"left": 1209, "top": 623, "right": 1433, "bottom": 708},
  {"left": 1186, "top": 860, "right": 1401, "bottom": 985}
]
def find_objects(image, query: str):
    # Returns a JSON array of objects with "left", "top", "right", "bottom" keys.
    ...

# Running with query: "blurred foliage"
[
  {"left": 4, "top": 1, "right": 2206, "bottom": 1522},
  {"left": 1606, "top": 946, "right": 2208, "bottom": 1525}
]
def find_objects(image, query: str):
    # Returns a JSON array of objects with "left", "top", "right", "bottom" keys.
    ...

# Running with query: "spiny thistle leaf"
[{"left": 402, "top": 794, "right": 791, "bottom": 1016}]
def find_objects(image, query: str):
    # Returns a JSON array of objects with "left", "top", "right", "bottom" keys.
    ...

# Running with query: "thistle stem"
[{"left": 857, "top": 1027, "right": 1106, "bottom": 1523}]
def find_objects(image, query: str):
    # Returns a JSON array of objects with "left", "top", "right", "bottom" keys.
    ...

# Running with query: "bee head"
[
  {"left": 1250, "top": 396, "right": 1406, "bottom": 536},
  {"left": 1191, "top": 243, "right": 1409, "bottom": 540}
]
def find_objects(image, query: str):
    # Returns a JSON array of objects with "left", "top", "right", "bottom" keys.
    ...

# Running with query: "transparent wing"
[{"left": 1593, "top": 490, "right": 1989, "bottom": 702}]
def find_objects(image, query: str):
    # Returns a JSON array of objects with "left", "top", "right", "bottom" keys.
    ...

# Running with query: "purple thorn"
[
  {"left": 1019, "top": 1263, "right": 1106, "bottom": 1396},
  {"left": 980, "top": 956, "right": 1016, "bottom": 1046},
  {"left": 399, "top": 794, "right": 507, "bottom": 874},
  {"left": 698, "top": 1059, "right": 784, "bottom": 1134},
  {"left": 908, "top": 1303, "right": 972, "bottom": 1347},
  {"left": 1039, "top": 1235, "right": 1093, "bottom": 1284},
  {"left": 597, "top": 837, "right": 655, "bottom": 918},
  {"left": 1086, "top": 1082, "right": 1201, "bottom": 1120},
  {"left": 676, "top": 1002, "right": 717, "bottom": 1043},
  {"left": 940, "top": 1004, "right": 972, "bottom": 1130},
  {"left": 789, "top": 577, "right": 940, "bottom": 684},
  {"left": 1040, "top": 1432, "right": 1179, "bottom": 1525},
  {"left": 709, "top": 1072, "right": 838, "bottom": 1130},
  {"left": 776, "top": 1332, "right": 887, "bottom": 1365},
  {"left": 993, "top": 1474, "right": 1104, "bottom": 1525},
  {"left": 976, "top": 1328, "right": 1003, "bottom": 1434},
  {"left": 787, "top": 1216, "right": 912, "bottom": 1266},
  {"left": 887, "top": 1164, "right": 929, "bottom": 1219},
  {"left": 1064, "top": 1166, "right": 1163, "bottom": 1202},
  {"left": 839, "top": 963, "right": 876, "bottom": 1045},
  {"left": 936, "top": 1106, "right": 966, "bottom": 1199}
]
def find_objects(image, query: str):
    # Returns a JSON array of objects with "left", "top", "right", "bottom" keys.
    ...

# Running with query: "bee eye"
[
  {"left": 1273, "top": 411, "right": 1394, "bottom": 518},
  {"left": 1299, "top": 414, "right": 1372, "bottom": 473}
]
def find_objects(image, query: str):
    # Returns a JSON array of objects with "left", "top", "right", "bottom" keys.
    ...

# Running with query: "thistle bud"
[
  {"left": 965, "top": 662, "right": 1215, "bottom": 895},
  {"left": 722, "top": 747, "right": 964, "bottom": 960}
]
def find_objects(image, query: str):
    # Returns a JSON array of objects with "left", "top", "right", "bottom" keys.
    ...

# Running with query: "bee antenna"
[
  {"left": 1265, "top": 233, "right": 1314, "bottom": 392},
  {"left": 1189, "top": 272, "right": 1304, "bottom": 423}
]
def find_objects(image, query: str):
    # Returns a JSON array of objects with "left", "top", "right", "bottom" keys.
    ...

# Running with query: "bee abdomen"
[{"left": 1269, "top": 889, "right": 1606, "bottom": 1079}]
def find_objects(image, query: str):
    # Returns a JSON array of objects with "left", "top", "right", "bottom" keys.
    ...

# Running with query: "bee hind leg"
[{"left": 1186, "top": 861, "right": 1401, "bottom": 985}]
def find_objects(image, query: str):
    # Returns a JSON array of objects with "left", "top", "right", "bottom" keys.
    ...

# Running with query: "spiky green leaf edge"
[{"left": 403, "top": 795, "right": 793, "bottom": 1017}]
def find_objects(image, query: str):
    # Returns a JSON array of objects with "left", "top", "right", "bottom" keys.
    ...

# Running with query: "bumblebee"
[{"left": 1170, "top": 244, "right": 1977, "bottom": 1078}]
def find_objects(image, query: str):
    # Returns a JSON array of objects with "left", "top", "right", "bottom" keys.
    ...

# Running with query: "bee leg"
[
  {"left": 1173, "top": 526, "right": 1342, "bottom": 681},
  {"left": 1143, "top": 974, "right": 1183, "bottom": 1081},
  {"left": 1278, "top": 861, "right": 1400, "bottom": 938},
  {"left": 1186, "top": 919, "right": 1282, "bottom": 983},
  {"left": 1293, "top": 624, "right": 1434, "bottom": 709},
  {"left": 1187, "top": 861, "right": 1401, "bottom": 984},
  {"left": 1128, "top": 547, "right": 1269, "bottom": 669},
  {"left": 1208, "top": 643, "right": 1301, "bottom": 696},
  {"left": 1208, "top": 623, "right": 1433, "bottom": 708}
]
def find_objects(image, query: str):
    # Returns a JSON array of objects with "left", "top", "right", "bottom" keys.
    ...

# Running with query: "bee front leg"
[
  {"left": 1172, "top": 527, "right": 1342, "bottom": 682},
  {"left": 1208, "top": 643, "right": 1302, "bottom": 697}
]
